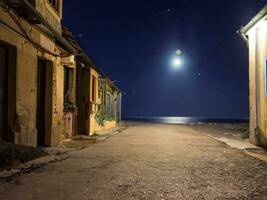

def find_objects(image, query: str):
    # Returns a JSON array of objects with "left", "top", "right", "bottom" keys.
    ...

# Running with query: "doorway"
[
  {"left": 0, "top": 42, "right": 16, "bottom": 142},
  {"left": 36, "top": 59, "right": 53, "bottom": 146},
  {"left": 76, "top": 61, "right": 90, "bottom": 135},
  {"left": 0, "top": 44, "right": 7, "bottom": 141}
]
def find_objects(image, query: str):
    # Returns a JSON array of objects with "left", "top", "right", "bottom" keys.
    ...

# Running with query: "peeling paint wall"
[
  {"left": 89, "top": 68, "right": 100, "bottom": 135},
  {"left": 0, "top": 11, "right": 38, "bottom": 146},
  {"left": 247, "top": 19, "right": 267, "bottom": 147},
  {"left": 51, "top": 57, "right": 64, "bottom": 146},
  {"left": 0, "top": 7, "right": 74, "bottom": 147},
  {"left": 87, "top": 69, "right": 119, "bottom": 135},
  {"left": 94, "top": 121, "right": 117, "bottom": 134},
  {"left": 35, "top": 0, "right": 63, "bottom": 34}
]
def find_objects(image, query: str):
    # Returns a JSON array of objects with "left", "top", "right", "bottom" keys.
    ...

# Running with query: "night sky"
[{"left": 63, "top": 0, "right": 266, "bottom": 119}]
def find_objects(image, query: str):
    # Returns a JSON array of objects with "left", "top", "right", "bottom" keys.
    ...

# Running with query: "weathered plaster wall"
[
  {"left": 51, "top": 57, "right": 63, "bottom": 146},
  {"left": 89, "top": 68, "right": 100, "bottom": 135},
  {"left": 94, "top": 120, "right": 117, "bottom": 134},
  {"left": 35, "top": 0, "right": 62, "bottom": 34},
  {"left": 0, "top": 9, "right": 70, "bottom": 147},
  {"left": 91, "top": 78, "right": 120, "bottom": 135},
  {"left": 248, "top": 20, "right": 267, "bottom": 147},
  {"left": 88, "top": 69, "right": 119, "bottom": 135},
  {"left": 0, "top": 11, "right": 38, "bottom": 146}
]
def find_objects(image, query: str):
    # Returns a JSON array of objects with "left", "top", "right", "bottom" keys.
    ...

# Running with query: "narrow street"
[{"left": 1, "top": 123, "right": 267, "bottom": 200}]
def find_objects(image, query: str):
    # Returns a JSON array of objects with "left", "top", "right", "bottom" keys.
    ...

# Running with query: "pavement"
[
  {"left": 190, "top": 124, "right": 267, "bottom": 161},
  {"left": 0, "top": 122, "right": 267, "bottom": 200},
  {"left": 0, "top": 126, "right": 126, "bottom": 179}
]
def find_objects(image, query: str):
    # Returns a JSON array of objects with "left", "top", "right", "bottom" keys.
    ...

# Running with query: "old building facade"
[
  {"left": 0, "top": 0, "right": 122, "bottom": 147},
  {"left": 0, "top": 0, "right": 77, "bottom": 147},
  {"left": 95, "top": 76, "right": 122, "bottom": 134},
  {"left": 76, "top": 64, "right": 122, "bottom": 135},
  {"left": 240, "top": 5, "right": 267, "bottom": 147},
  {"left": 63, "top": 29, "right": 121, "bottom": 136}
]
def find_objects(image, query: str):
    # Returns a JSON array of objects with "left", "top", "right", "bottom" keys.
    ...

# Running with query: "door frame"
[
  {"left": 36, "top": 58, "right": 53, "bottom": 146},
  {"left": 0, "top": 41, "right": 16, "bottom": 143},
  {"left": 76, "top": 60, "right": 90, "bottom": 135}
]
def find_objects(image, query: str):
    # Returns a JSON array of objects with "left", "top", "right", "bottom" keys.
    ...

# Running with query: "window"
[
  {"left": 64, "top": 66, "right": 74, "bottom": 103},
  {"left": 48, "top": 0, "right": 60, "bottom": 12},
  {"left": 98, "top": 79, "right": 105, "bottom": 99},
  {"left": 91, "top": 75, "right": 97, "bottom": 102},
  {"left": 106, "top": 93, "right": 112, "bottom": 117}
]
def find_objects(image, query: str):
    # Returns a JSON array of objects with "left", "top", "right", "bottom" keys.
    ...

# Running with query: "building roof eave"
[
  {"left": 6, "top": 0, "right": 78, "bottom": 54},
  {"left": 105, "top": 77, "right": 122, "bottom": 92},
  {"left": 241, "top": 4, "right": 267, "bottom": 34},
  {"left": 62, "top": 28, "right": 102, "bottom": 74}
]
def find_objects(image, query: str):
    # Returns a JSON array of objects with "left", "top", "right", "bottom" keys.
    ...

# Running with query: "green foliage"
[
  {"left": 95, "top": 114, "right": 105, "bottom": 127},
  {"left": 105, "top": 116, "right": 113, "bottom": 121},
  {"left": 95, "top": 114, "right": 113, "bottom": 127},
  {"left": 64, "top": 101, "right": 77, "bottom": 112}
]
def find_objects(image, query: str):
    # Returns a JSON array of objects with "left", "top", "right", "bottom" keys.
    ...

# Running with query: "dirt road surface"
[{"left": 1, "top": 122, "right": 267, "bottom": 200}]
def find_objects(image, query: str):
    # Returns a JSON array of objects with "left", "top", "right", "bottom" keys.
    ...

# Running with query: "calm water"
[{"left": 123, "top": 117, "right": 249, "bottom": 125}]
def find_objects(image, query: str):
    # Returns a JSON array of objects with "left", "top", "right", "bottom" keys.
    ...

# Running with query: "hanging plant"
[{"left": 64, "top": 101, "right": 77, "bottom": 112}]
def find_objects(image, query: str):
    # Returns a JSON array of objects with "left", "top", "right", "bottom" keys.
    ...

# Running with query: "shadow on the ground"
[{"left": 0, "top": 142, "right": 47, "bottom": 170}]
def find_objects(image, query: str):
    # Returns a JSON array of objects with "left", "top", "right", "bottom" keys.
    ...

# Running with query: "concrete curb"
[
  {"left": 244, "top": 150, "right": 267, "bottom": 162},
  {"left": 93, "top": 125, "right": 127, "bottom": 142},
  {"left": 0, "top": 154, "right": 68, "bottom": 180},
  {"left": 70, "top": 125, "right": 127, "bottom": 143}
]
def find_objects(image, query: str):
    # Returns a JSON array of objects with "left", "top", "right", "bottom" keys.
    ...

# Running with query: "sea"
[{"left": 122, "top": 117, "right": 249, "bottom": 125}]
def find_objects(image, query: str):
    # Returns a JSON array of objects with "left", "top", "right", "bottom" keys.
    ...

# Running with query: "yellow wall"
[
  {"left": 89, "top": 68, "right": 100, "bottom": 104},
  {"left": 94, "top": 121, "right": 117, "bottom": 134},
  {"left": 0, "top": 9, "right": 74, "bottom": 147},
  {"left": 88, "top": 70, "right": 118, "bottom": 135},
  {"left": 0, "top": 11, "right": 38, "bottom": 146},
  {"left": 89, "top": 68, "right": 100, "bottom": 135},
  {"left": 247, "top": 19, "right": 267, "bottom": 147},
  {"left": 35, "top": 0, "right": 63, "bottom": 34}
]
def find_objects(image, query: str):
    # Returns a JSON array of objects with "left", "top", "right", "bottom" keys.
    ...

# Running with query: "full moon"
[{"left": 172, "top": 58, "right": 182, "bottom": 68}]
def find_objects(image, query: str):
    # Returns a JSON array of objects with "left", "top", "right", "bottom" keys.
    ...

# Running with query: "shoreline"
[
  {"left": 122, "top": 117, "right": 249, "bottom": 124},
  {"left": 123, "top": 118, "right": 249, "bottom": 126}
]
